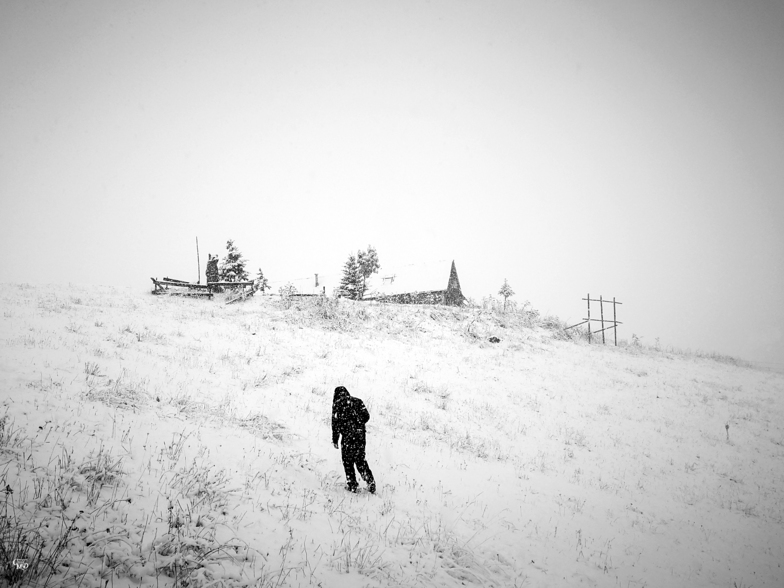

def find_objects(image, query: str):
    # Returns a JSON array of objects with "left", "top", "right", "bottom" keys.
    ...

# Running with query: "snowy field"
[{"left": 0, "top": 283, "right": 782, "bottom": 588}]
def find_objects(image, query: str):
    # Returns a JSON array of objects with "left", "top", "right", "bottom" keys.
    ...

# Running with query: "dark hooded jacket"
[{"left": 332, "top": 386, "right": 370, "bottom": 447}]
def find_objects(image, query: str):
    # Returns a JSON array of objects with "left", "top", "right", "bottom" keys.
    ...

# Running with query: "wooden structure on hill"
[
  {"left": 151, "top": 277, "right": 213, "bottom": 298},
  {"left": 364, "top": 260, "right": 466, "bottom": 306},
  {"left": 225, "top": 283, "right": 257, "bottom": 304},
  {"left": 150, "top": 277, "right": 255, "bottom": 303}
]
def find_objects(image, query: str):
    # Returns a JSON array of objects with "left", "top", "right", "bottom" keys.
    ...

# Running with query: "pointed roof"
[{"left": 446, "top": 260, "right": 461, "bottom": 293}]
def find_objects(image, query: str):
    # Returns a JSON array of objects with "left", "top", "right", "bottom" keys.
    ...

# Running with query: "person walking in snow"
[{"left": 332, "top": 386, "right": 376, "bottom": 493}]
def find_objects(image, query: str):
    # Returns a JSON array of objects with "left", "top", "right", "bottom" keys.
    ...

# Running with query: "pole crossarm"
[
  {"left": 565, "top": 318, "right": 623, "bottom": 330},
  {"left": 582, "top": 297, "right": 623, "bottom": 305}
]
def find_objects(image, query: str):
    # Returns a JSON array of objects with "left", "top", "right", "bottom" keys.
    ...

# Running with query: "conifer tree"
[
  {"left": 219, "top": 240, "right": 249, "bottom": 282},
  {"left": 498, "top": 279, "right": 515, "bottom": 312},
  {"left": 254, "top": 268, "right": 269, "bottom": 293},
  {"left": 339, "top": 254, "right": 362, "bottom": 300}
]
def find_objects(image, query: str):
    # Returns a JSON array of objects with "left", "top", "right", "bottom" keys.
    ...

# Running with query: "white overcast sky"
[{"left": 2, "top": 0, "right": 783, "bottom": 368}]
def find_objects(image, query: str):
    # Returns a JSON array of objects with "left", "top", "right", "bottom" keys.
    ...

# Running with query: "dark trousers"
[{"left": 341, "top": 442, "right": 374, "bottom": 489}]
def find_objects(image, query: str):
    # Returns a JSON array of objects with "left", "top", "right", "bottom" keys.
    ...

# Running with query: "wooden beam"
[
  {"left": 154, "top": 279, "right": 211, "bottom": 289},
  {"left": 207, "top": 281, "right": 255, "bottom": 287},
  {"left": 600, "top": 295, "right": 605, "bottom": 344},
  {"left": 162, "top": 277, "right": 190, "bottom": 284},
  {"left": 613, "top": 296, "right": 618, "bottom": 346},
  {"left": 592, "top": 324, "right": 618, "bottom": 334},
  {"left": 587, "top": 293, "right": 591, "bottom": 343},
  {"left": 582, "top": 297, "right": 623, "bottom": 305}
]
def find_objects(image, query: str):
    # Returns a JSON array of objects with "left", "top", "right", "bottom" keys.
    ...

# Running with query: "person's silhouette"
[{"left": 332, "top": 386, "right": 375, "bottom": 493}]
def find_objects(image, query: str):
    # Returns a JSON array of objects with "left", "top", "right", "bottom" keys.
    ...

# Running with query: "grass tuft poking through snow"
[{"left": 0, "top": 283, "right": 782, "bottom": 587}]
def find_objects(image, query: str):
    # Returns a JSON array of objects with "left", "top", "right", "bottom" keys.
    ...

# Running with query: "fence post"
[
  {"left": 600, "top": 295, "right": 605, "bottom": 344},
  {"left": 587, "top": 293, "right": 591, "bottom": 344},
  {"left": 613, "top": 297, "right": 617, "bottom": 346},
  {"left": 576, "top": 295, "right": 621, "bottom": 345}
]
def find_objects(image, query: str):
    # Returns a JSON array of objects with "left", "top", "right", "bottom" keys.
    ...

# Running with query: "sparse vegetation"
[
  {"left": 0, "top": 282, "right": 780, "bottom": 587},
  {"left": 277, "top": 282, "right": 298, "bottom": 309}
]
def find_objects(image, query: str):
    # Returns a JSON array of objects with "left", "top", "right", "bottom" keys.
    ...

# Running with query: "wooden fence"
[
  {"left": 565, "top": 294, "right": 623, "bottom": 345},
  {"left": 150, "top": 278, "right": 255, "bottom": 303}
]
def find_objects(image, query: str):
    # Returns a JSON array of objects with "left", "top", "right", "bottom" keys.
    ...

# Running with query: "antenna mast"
[{"left": 196, "top": 236, "right": 201, "bottom": 284}]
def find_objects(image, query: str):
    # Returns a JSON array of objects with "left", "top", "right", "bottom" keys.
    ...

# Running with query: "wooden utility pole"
[{"left": 196, "top": 237, "right": 201, "bottom": 284}]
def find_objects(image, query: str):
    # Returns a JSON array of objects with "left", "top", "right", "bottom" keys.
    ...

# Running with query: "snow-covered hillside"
[{"left": 1, "top": 283, "right": 782, "bottom": 587}]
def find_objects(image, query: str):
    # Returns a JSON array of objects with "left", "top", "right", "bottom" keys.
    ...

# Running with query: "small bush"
[{"left": 277, "top": 283, "right": 298, "bottom": 309}]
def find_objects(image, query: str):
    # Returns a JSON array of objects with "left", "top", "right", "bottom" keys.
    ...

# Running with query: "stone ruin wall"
[
  {"left": 374, "top": 290, "right": 447, "bottom": 305},
  {"left": 206, "top": 255, "right": 219, "bottom": 283}
]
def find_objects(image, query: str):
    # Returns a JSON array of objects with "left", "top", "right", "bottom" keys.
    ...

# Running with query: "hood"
[{"left": 333, "top": 386, "right": 351, "bottom": 404}]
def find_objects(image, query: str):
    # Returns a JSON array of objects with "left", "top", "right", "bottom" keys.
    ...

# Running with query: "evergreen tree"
[
  {"left": 254, "top": 268, "right": 269, "bottom": 293},
  {"left": 339, "top": 254, "right": 363, "bottom": 300},
  {"left": 357, "top": 245, "right": 380, "bottom": 299},
  {"left": 219, "top": 240, "right": 249, "bottom": 282},
  {"left": 498, "top": 279, "right": 515, "bottom": 312}
]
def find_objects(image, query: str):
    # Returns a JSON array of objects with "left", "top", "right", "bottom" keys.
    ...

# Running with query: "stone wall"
[
  {"left": 444, "top": 287, "right": 466, "bottom": 306},
  {"left": 372, "top": 290, "right": 446, "bottom": 305},
  {"left": 363, "top": 261, "right": 466, "bottom": 306}
]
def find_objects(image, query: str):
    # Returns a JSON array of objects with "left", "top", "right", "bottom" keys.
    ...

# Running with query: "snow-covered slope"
[{"left": 1, "top": 283, "right": 782, "bottom": 587}]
